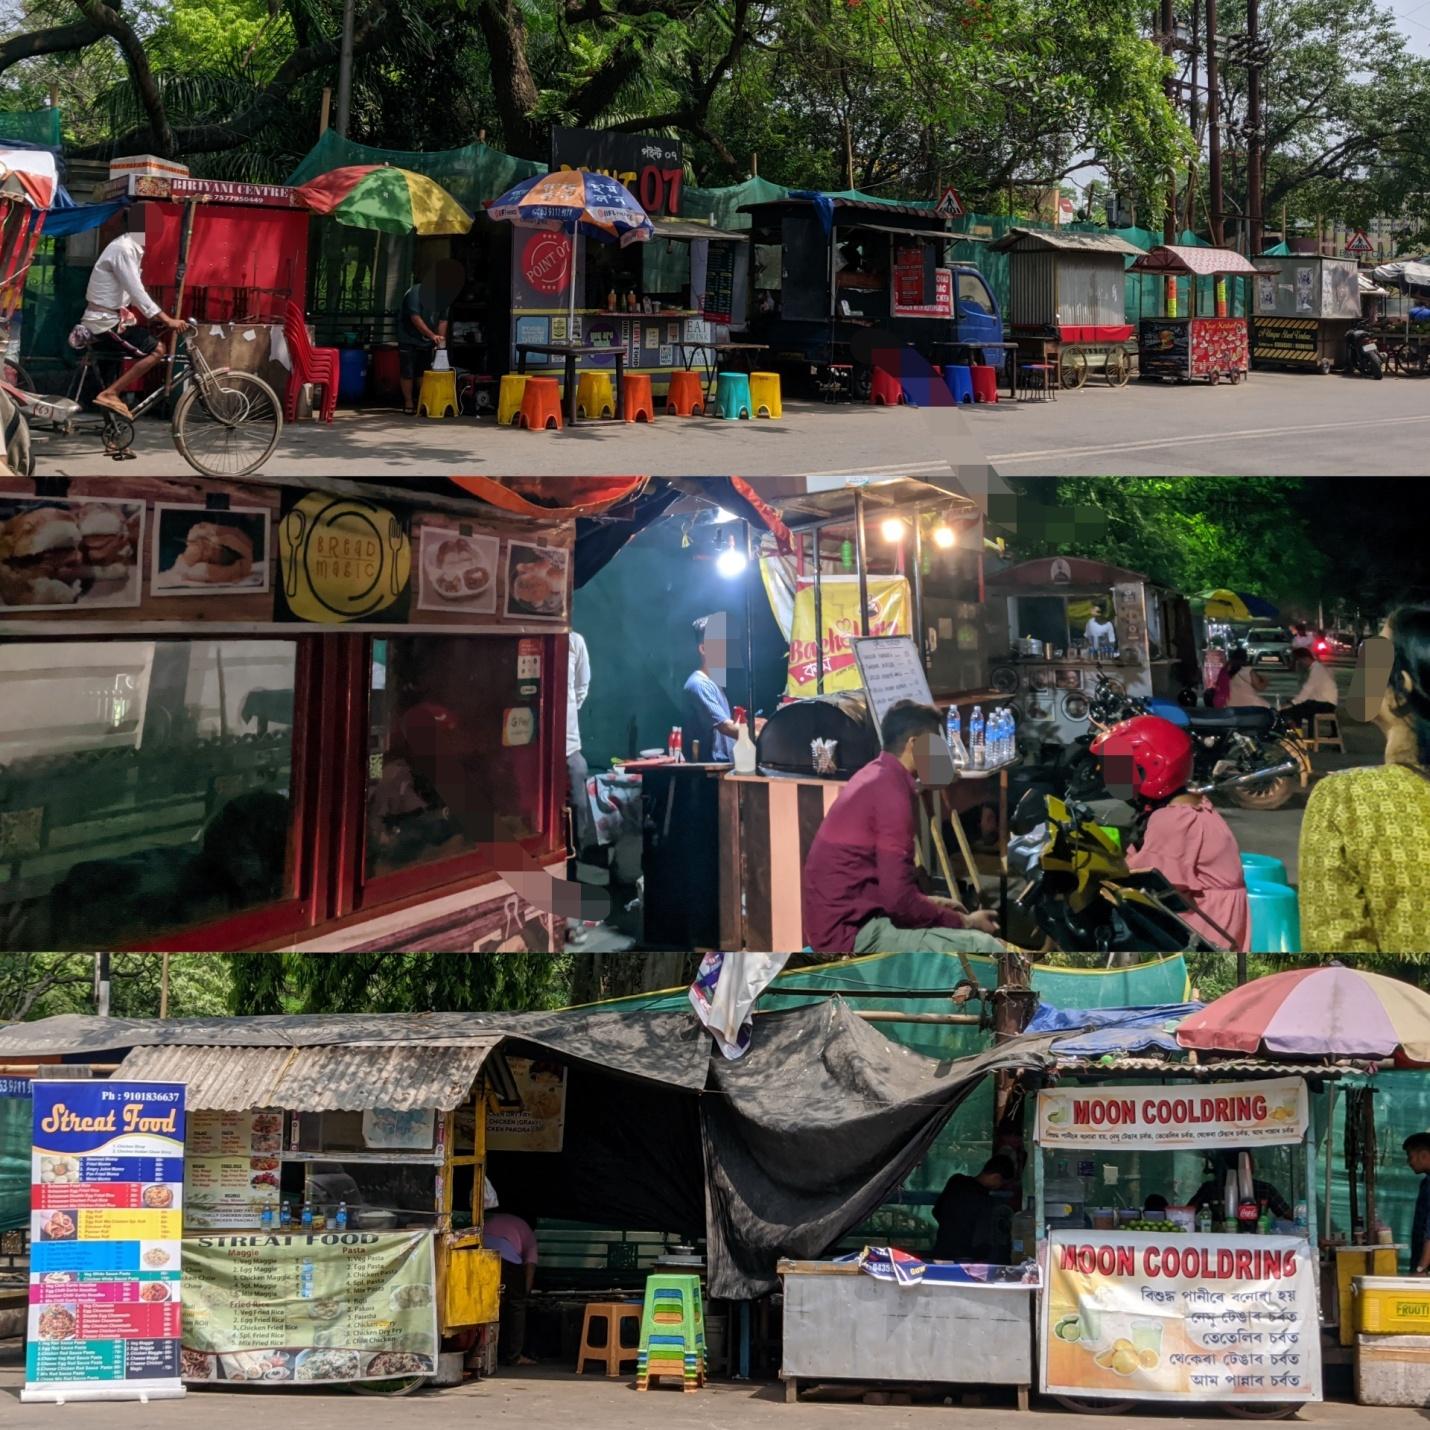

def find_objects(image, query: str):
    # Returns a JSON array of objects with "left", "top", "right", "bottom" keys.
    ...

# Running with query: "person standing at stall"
[
  {"left": 1084, "top": 605, "right": 1118, "bottom": 654},
  {"left": 484, "top": 1203, "right": 539, "bottom": 1366},
  {"left": 397, "top": 260, "right": 459, "bottom": 415},
  {"left": 1403, "top": 1134, "right": 1430, "bottom": 1275},
  {"left": 801, "top": 700, "right": 1003, "bottom": 954},
  {"left": 932, "top": 1156, "right": 1017, "bottom": 1263},
  {"left": 682, "top": 615, "right": 741, "bottom": 763},
  {"left": 567, "top": 630, "right": 592, "bottom": 855}
]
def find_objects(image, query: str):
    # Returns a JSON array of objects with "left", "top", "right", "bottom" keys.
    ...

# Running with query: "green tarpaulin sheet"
[
  {"left": 1, "top": 1090, "right": 29, "bottom": 1233},
  {"left": 0, "top": 107, "right": 61, "bottom": 148}
]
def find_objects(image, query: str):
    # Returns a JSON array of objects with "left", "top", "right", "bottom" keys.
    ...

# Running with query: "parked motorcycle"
[
  {"left": 1066, "top": 674, "right": 1310, "bottom": 811},
  {"left": 1344, "top": 327, "right": 1384, "bottom": 379}
]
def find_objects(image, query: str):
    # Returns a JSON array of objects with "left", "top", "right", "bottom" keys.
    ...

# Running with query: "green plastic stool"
[
  {"left": 636, "top": 1273, "right": 705, "bottom": 1391},
  {"left": 715, "top": 371, "right": 752, "bottom": 420},
  {"left": 1241, "top": 852, "right": 1288, "bottom": 885},
  {"left": 1246, "top": 878, "right": 1301, "bottom": 953}
]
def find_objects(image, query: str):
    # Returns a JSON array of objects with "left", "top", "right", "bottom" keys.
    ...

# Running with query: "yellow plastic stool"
[
  {"left": 576, "top": 371, "right": 616, "bottom": 419},
  {"left": 497, "top": 374, "right": 529, "bottom": 426},
  {"left": 418, "top": 369, "right": 457, "bottom": 419},
  {"left": 749, "top": 371, "right": 783, "bottom": 419}
]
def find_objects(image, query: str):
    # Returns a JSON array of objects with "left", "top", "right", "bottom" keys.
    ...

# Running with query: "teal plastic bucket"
[
  {"left": 1240, "top": 852, "right": 1288, "bottom": 886},
  {"left": 1246, "top": 878, "right": 1300, "bottom": 953}
]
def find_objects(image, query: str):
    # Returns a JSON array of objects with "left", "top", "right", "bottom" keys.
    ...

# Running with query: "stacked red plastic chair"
[{"left": 281, "top": 300, "right": 340, "bottom": 424}]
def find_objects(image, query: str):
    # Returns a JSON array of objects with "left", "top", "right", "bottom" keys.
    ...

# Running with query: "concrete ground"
[
  {"left": 26, "top": 399, "right": 969, "bottom": 480},
  {"left": 0, "top": 1353, "right": 1415, "bottom": 1430},
  {"left": 974, "top": 370, "right": 1430, "bottom": 476}
]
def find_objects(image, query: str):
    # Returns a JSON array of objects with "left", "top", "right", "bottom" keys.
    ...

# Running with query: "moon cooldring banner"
[{"left": 23, "top": 1081, "right": 186, "bottom": 1404}]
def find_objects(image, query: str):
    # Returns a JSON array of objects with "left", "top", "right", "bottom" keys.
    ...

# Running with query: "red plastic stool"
[
  {"left": 971, "top": 365, "right": 999, "bottom": 403},
  {"left": 869, "top": 366, "right": 905, "bottom": 406},
  {"left": 665, "top": 370, "right": 705, "bottom": 416},
  {"left": 623, "top": 373, "right": 656, "bottom": 423},
  {"left": 518, "top": 376, "right": 564, "bottom": 431}
]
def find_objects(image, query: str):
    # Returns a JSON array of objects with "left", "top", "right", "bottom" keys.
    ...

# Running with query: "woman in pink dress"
[{"left": 1091, "top": 715, "right": 1251, "bottom": 951}]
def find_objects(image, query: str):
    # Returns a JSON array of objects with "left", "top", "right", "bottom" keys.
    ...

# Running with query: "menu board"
[
  {"left": 1042, "top": 1231, "right": 1319, "bottom": 1403},
  {"left": 181, "top": 1231, "right": 438, "bottom": 1385},
  {"left": 184, "top": 1111, "right": 283, "bottom": 1229},
  {"left": 703, "top": 242, "right": 736, "bottom": 324},
  {"left": 487, "top": 1058, "right": 567, "bottom": 1153},
  {"left": 23, "top": 1081, "right": 186, "bottom": 1404}
]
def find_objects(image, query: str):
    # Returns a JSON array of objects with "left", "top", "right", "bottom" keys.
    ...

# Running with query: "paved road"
[
  {"left": 973, "top": 371, "right": 1430, "bottom": 475},
  {"left": 0, "top": 1358, "right": 1413, "bottom": 1430},
  {"left": 25, "top": 402, "right": 977, "bottom": 480}
]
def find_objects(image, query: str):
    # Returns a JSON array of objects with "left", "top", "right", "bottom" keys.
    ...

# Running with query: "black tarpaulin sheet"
[{"left": 700, "top": 999, "right": 1058, "bottom": 1299}]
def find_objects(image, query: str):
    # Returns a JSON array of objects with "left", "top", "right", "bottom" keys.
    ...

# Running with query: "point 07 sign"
[{"left": 550, "top": 126, "right": 684, "bottom": 216}]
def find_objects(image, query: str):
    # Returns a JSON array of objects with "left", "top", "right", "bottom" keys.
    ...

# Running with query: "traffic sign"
[
  {"left": 1346, "top": 229, "right": 1373, "bottom": 256},
  {"left": 935, "top": 186, "right": 964, "bottom": 219}
]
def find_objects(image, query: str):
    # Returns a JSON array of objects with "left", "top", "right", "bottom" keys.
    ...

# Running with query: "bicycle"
[{"left": 2, "top": 320, "right": 283, "bottom": 478}]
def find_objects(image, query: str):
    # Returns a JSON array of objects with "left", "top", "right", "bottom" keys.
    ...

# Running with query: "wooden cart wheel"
[
  {"left": 1060, "top": 348, "right": 1089, "bottom": 390},
  {"left": 1105, "top": 348, "right": 1131, "bottom": 388}
]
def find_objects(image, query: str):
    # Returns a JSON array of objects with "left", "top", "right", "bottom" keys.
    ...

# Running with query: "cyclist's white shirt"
[{"left": 83, "top": 233, "right": 161, "bottom": 333}]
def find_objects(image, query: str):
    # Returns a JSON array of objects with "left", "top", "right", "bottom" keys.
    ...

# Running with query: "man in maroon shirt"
[{"left": 802, "top": 700, "right": 1003, "bottom": 954}]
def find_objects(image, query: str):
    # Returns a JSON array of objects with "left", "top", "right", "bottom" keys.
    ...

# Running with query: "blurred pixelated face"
[
  {"left": 907, "top": 731, "right": 954, "bottom": 787},
  {"left": 701, "top": 615, "right": 730, "bottom": 682},
  {"left": 1347, "top": 630, "right": 1400, "bottom": 730},
  {"left": 1099, "top": 751, "right": 1139, "bottom": 801}
]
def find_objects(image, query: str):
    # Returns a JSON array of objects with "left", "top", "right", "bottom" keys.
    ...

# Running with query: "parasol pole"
[
  {"left": 568, "top": 220, "right": 578, "bottom": 343},
  {"left": 167, "top": 198, "right": 198, "bottom": 397}
]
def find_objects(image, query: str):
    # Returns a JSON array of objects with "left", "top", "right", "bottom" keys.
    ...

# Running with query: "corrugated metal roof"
[
  {"left": 1128, "top": 244, "right": 1270, "bottom": 277},
  {"left": 990, "top": 227, "right": 1143, "bottom": 257},
  {"left": 115, "top": 1040, "right": 500, "bottom": 1111}
]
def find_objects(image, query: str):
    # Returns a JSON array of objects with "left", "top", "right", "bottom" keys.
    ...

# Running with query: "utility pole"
[
  {"left": 335, "top": 0, "right": 356, "bottom": 138},
  {"left": 1161, "top": 0, "right": 1178, "bottom": 244},
  {"left": 94, "top": 953, "right": 111, "bottom": 1018},
  {"left": 1207, "top": 0, "right": 1224, "bottom": 246},
  {"left": 1246, "top": 0, "right": 1263, "bottom": 255},
  {"left": 992, "top": 950, "right": 1037, "bottom": 1137}
]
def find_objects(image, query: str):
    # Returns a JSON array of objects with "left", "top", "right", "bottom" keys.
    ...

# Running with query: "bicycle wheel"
[
  {"left": 172, "top": 370, "right": 283, "bottom": 477},
  {"left": 3, "top": 359, "right": 35, "bottom": 393}
]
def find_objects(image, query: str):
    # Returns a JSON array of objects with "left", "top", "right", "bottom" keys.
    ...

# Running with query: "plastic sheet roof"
[{"left": 1129, "top": 244, "right": 1269, "bottom": 277}]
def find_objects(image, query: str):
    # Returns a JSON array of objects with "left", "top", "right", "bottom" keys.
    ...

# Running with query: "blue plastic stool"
[
  {"left": 1241, "top": 853, "right": 1288, "bottom": 885},
  {"left": 1246, "top": 878, "right": 1301, "bottom": 953},
  {"left": 715, "top": 371, "right": 752, "bottom": 420},
  {"left": 943, "top": 364, "right": 974, "bottom": 404}
]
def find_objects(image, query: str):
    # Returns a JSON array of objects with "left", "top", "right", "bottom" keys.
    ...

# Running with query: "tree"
[{"left": 0, "top": 954, "right": 231, "bottom": 1022}]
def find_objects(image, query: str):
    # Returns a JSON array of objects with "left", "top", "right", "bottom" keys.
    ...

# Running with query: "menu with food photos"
[
  {"left": 23, "top": 1081, "right": 186, "bottom": 1404},
  {"left": 184, "top": 1111, "right": 283, "bottom": 1229}
]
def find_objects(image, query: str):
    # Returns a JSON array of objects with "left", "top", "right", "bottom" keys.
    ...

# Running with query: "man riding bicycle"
[{"left": 79, "top": 208, "right": 186, "bottom": 417}]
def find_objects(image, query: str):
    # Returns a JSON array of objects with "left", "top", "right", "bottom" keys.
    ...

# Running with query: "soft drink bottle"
[{"left": 969, "top": 706, "right": 985, "bottom": 770}]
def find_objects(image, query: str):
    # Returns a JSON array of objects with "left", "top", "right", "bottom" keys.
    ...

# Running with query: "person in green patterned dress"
[{"left": 1299, "top": 607, "right": 1430, "bottom": 951}]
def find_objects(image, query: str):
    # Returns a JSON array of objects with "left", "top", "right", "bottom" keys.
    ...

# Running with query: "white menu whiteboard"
[{"left": 848, "top": 635, "right": 936, "bottom": 732}]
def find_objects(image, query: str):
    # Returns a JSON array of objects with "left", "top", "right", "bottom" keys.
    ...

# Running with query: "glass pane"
[
  {"left": 0, "top": 640, "right": 299, "bottom": 950},
  {"left": 365, "top": 636, "right": 548, "bottom": 880}
]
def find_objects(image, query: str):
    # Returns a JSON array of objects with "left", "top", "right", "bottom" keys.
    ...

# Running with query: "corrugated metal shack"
[{"left": 991, "top": 227, "right": 1143, "bottom": 335}]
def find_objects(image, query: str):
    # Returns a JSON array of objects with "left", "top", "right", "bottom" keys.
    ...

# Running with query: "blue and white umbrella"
[{"left": 488, "top": 169, "right": 654, "bottom": 338}]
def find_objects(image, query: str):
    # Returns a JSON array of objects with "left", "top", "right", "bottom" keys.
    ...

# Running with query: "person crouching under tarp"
[
  {"left": 1091, "top": 714, "right": 1250, "bottom": 952},
  {"left": 801, "top": 700, "right": 1004, "bottom": 954}
]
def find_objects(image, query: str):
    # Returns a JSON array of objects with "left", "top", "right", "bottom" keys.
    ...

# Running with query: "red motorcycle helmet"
[{"left": 1090, "top": 714, "right": 1194, "bottom": 802}]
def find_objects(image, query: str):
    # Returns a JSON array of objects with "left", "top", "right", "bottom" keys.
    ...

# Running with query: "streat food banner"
[
  {"left": 782, "top": 574, "right": 910, "bottom": 698},
  {"left": 23, "top": 1081, "right": 186, "bottom": 1404},
  {"left": 1037, "top": 1078, "right": 1309, "bottom": 1152},
  {"left": 1042, "top": 1231, "right": 1320, "bottom": 1403}
]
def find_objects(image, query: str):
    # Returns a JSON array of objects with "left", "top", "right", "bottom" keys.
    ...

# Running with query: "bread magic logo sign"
[{"left": 277, "top": 492, "right": 412, "bottom": 624}]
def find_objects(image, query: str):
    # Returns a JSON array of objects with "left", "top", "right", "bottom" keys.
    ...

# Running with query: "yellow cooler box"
[
  {"left": 1337, "top": 1249, "right": 1399, "bottom": 1344},
  {"left": 1355, "top": 1276, "right": 1430, "bottom": 1335}
]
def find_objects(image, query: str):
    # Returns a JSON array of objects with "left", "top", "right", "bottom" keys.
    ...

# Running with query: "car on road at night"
[{"left": 1245, "top": 626, "right": 1295, "bottom": 667}]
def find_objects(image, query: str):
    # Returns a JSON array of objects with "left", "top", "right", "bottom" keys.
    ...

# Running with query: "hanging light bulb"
[
  {"left": 880, "top": 517, "right": 907, "bottom": 543},
  {"left": 932, "top": 523, "right": 957, "bottom": 550},
  {"left": 716, "top": 533, "right": 748, "bottom": 578}
]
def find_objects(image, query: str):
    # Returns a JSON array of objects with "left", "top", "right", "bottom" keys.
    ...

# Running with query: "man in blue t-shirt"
[
  {"left": 397, "top": 259, "right": 461, "bottom": 414},
  {"left": 682, "top": 615, "right": 740, "bottom": 763},
  {"left": 1405, "top": 1133, "right": 1430, "bottom": 1274}
]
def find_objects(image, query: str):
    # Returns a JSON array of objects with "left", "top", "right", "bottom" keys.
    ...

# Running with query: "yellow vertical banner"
[{"left": 779, "top": 575, "right": 911, "bottom": 698}]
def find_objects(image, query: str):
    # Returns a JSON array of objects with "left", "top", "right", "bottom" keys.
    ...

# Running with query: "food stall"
[
  {"left": 991, "top": 228, "right": 1141, "bottom": 390},
  {"left": 1250, "top": 254, "right": 1361, "bottom": 373},
  {"left": 984, "top": 556, "right": 1201, "bottom": 753},
  {"left": 1033, "top": 1072, "right": 1322, "bottom": 1412},
  {"left": 742, "top": 196, "right": 1002, "bottom": 395},
  {"left": 1129, "top": 245, "right": 1267, "bottom": 384},
  {"left": 0, "top": 473, "right": 657, "bottom": 954}
]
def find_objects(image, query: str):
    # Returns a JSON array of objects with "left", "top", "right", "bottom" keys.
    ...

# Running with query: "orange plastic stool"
[
  {"left": 971, "top": 365, "right": 999, "bottom": 403},
  {"left": 518, "top": 375, "right": 564, "bottom": 431},
  {"left": 623, "top": 373, "right": 656, "bottom": 424},
  {"left": 576, "top": 1302, "right": 642, "bottom": 1377},
  {"left": 665, "top": 370, "right": 705, "bottom": 416},
  {"left": 870, "top": 366, "right": 905, "bottom": 406}
]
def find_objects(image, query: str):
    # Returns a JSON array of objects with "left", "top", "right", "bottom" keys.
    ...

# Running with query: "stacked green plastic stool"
[{"left": 635, "top": 1273, "right": 706, "bottom": 1392}]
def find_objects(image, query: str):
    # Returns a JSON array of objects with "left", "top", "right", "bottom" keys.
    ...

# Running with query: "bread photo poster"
[
  {"left": 0, "top": 497, "right": 144, "bottom": 611},
  {"left": 151, "top": 504, "right": 271, "bottom": 596}
]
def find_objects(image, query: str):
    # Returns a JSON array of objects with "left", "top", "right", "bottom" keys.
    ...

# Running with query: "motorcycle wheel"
[
  {"left": 1227, "top": 760, "right": 1298, "bottom": 812},
  {"left": 1365, "top": 352, "right": 1384, "bottom": 380}
]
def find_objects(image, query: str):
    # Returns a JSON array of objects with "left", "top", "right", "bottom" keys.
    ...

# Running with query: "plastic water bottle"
[
  {"left": 260, "top": 1202, "right": 273, "bottom": 1230},
  {"left": 280, "top": 1200, "right": 292, "bottom": 1229},
  {"left": 335, "top": 1201, "right": 348, "bottom": 1232},
  {"left": 970, "top": 705, "right": 985, "bottom": 770},
  {"left": 1294, "top": 1201, "right": 1308, "bottom": 1237},
  {"left": 300, "top": 1201, "right": 313, "bottom": 1230},
  {"left": 946, "top": 707, "right": 968, "bottom": 768},
  {"left": 992, "top": 709, "right": 1005, "bottom": 765}
]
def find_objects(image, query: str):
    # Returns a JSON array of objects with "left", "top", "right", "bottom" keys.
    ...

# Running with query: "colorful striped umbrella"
[
  {"left": 1177, "top": 964, "right": 1430, "bottom": 1064},
  {"left": 487, "top": 169, "right": 653, "bottom": 339},
  {"left": 292, "top": 165, "right": 473, "bottom": 236}
]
